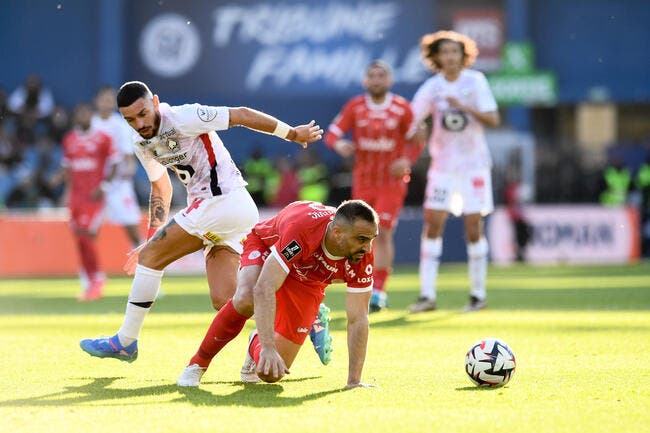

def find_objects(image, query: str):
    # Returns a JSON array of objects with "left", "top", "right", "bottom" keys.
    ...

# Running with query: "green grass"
[{"left": 1, "top": 262, "right": 649, "bottom": 433}]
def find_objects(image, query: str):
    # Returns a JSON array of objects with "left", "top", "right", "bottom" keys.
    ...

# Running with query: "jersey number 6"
[{"left": 171, "top": 164, "right": 195, "bottom": 184}]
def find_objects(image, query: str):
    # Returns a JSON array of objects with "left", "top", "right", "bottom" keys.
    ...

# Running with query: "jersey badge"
[
  {"left": 281, "top": 240, "right": 302, "bottom": 261},
  {"left": 167, "top": 140, "right": 179, "bottom": 152},
  {"left": 197, "top": 106, "right": 218, "bottom": 122}
]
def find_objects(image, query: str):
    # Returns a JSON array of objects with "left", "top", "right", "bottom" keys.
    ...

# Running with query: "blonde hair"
[{"left": 419, "top": 30, "right": 479, "bottom": 72}]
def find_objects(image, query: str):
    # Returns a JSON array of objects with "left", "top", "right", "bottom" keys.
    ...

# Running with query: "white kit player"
[
  {"left": 92, "top": 86, "right": 143, "bottom": 249},
  {"left": 407, "top": 31, "right": 500, "bottom": 314},
  {"left": 80, "top": 81, "right": 323, "bottom": 362}
]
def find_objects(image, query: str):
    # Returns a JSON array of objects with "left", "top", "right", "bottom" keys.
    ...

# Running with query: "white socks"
[
  {"left": 117, "top": 264, "right": 164, "bottom": 346},
  {"left": 467, "top": 237, "right": 488, "bottom": 301},
  {"left": 419, "top": 237, "right": 442, "bottom": 300}
]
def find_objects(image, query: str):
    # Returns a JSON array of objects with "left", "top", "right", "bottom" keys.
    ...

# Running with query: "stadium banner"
[
  {"left": 124, "top": 0, "right": 434, "bottom": 100},
  {"left": 487, "top": 205, "right": 640, "bottom": 264}
]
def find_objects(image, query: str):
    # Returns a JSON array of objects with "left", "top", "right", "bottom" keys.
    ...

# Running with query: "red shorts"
[
  {"left": 69, "top": 201, "right": 104, "bottom": 232},
  {"left": 352, "top": 184, "right": 407, "bottom": 229},
  {"left": 241, "top": 232, "right": 324, "bottom": 345}
]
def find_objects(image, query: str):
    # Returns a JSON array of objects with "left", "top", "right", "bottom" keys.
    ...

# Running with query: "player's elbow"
[{"left": 228, "top": 106, "right": 254, "bottom": 127}]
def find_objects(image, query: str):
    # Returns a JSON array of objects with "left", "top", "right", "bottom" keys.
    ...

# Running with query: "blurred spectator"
[
  {"left": 635, "top": 156, "right": 650, "bottom": 256},
  {"left": 599, "top": 157, "right": 631, "bottom": 207},
  {"left": 8, "top": 74, "right": 55, "bottom": 144},
  {"left": 242, "top": 146, "right": 277, "bottom": 206},
  {"left": 269, "top": 156, "right": 300, "bottom": 207},
  {"left": 297, "top": 149, "right": 329, "bottom": 203}
]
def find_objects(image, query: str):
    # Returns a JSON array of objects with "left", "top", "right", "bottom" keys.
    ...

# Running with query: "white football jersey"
[
  {"left": 411, "top": 69, "right": 497, "bottom": 172},
  {"left": 92, "top": 112, "right": 134, "bottom": 178},
  {"left": 132, "top": 102, "right": 246, "bottom": 204}
]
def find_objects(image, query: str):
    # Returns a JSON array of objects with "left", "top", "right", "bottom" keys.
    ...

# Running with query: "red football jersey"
[
  {"left": 252, "top": 201, "right": 374, "bottom": 294},
  {"left": 62, "top": 128, "right": 117, "bottom": 204},
  {"left": 325, "top": 93, "right": 417, "bottom": 189}
]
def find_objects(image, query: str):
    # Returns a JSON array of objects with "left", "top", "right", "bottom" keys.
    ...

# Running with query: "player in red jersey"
[
  {"left": 324, "top": 60, "right": 423, "bottom": 312},
  {"left": 177, "top": 200, "right": 378, "bottom": 388},
  {"left": 55, "top": 103, "right": 119, "bottom": 301}
]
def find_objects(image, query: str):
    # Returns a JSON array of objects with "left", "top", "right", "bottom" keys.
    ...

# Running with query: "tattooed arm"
[{"left": 148, "top": 171, "right": 173, "bottom": 237}]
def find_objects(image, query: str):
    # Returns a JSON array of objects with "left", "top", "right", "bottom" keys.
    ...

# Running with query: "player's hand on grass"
[
  {"left": 291, "top": 120, "right": 323, "bottom": 148},
  {"left": 257, "top": 347, "right": 290, "bottom": 380},
  {"left": 123, "top": 243, "right": 146, "bottom": 275}
]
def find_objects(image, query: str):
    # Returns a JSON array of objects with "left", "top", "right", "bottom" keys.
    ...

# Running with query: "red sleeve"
[
  {"left": 346, "top": 251, "right": 375, "bottom": 290},
  {"left": 324, "top": 98, "right": 356, "bottom": 148}
]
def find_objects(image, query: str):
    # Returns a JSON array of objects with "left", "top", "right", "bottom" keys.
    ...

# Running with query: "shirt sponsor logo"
[
  {"left": 248, "top": 250, "right": 262, "bottom": 260},
  {"left": 197, "top": 106, "right": 218, "bottom": 122},
  {"left": 358, "top": 137, "right": 396, "bottom": 151},
  {"left": 297, "top": 327, "right": 309, "bottom": 333},
  {"left": 281, "top": 240, "right": 302, "bottom": 261},
  {"left": 159, "top": 152, "right": 188, "bottom": 165}
]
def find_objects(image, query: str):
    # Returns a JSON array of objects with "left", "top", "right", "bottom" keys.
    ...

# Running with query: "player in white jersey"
[
  {"left": 92, "top": 86, "right": 143, "bottom": 249},
  {"left": 407, "top": 31, "right": 500, "bottom": 314},
  {"left": 80, "top": 81, "right": 323, "bottom": 362}
]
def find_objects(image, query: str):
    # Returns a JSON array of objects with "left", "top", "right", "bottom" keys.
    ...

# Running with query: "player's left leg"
[
  {"left": 205, "top": 245, "right": 241, "bottom": 310},
  {"left": 462, "top": 213, "right": 488, "bottom": 312},
  {"left": 461, "top": 169, "right": 493, "bottom": 312},
  {"left": 249, "top": 331, "right": 302, "bottom": 383}
]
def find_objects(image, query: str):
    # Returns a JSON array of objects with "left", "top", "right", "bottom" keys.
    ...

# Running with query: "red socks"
[
  {"left": 249, "top": 332, "right": 262, "bottom": 364},
  {"left": 76, "top": 234, "right": 99, "bottom": 279},
  {"left": 189, "top": 300, "right": 250, "bottom": 368},
  {"left": 373, "top": 268, "right": 391, "bottom": 292}
]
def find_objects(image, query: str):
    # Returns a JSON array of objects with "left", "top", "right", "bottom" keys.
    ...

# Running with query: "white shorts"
[
  {"left": 173, "top": 187, "right": 259, "bottom": 254},
  {"left": 423, "top": 168, "right": 494, "bottom": 217},
  {"left": 105, "top": 180, "right": 141, "bottom": 225}
]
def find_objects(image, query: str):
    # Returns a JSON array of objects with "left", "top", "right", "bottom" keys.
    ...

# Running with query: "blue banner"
[{"left": 125, "top": 0, "right": 435, "bottom": 102}]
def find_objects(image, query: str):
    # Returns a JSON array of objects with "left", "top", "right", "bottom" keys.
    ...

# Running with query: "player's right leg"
[{"left": 80, "top": 220, "right": 204, "bottom": 361}]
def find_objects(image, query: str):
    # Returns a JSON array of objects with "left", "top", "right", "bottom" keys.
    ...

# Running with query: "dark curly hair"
[{"left": 420, "top": 30, "right": 479, "bottom": 72}]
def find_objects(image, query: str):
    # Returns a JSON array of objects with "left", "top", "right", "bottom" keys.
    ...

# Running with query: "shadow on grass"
[
  {"left": 0, "top": 376, "right": 347, "bottom": 408},
  {"left": 2, "top": 285, "right": 649, "bottom": 316}
]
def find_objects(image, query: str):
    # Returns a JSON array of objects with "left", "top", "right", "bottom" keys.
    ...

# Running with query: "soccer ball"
[{"left": 464, "top": 338, "right": 516, "bottom": 387}]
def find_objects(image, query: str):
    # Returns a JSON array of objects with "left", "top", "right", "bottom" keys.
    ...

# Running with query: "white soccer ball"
[{"left": 465, "top": 338, "right": 516, "bottom": 387}]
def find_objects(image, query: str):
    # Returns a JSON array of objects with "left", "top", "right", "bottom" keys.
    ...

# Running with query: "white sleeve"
[
  {"left": 134, "top": 144, "right": 166, "bottom": 182},
  {"left": 410, "top": 79, "right": 435, "bottom": 124},
  {"left": 475, "top": 72, "right": 498, "bottom": 113},
  {"left": 171, "top": 103, "right": 230, "bottom": 136},
  {"left": 117, "top": 119, "right": 137, "bottom": 154}
]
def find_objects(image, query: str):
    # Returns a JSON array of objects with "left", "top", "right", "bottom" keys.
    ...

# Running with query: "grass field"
[{"left": 1, "top": 262, "right": 649, "bottom": 433}]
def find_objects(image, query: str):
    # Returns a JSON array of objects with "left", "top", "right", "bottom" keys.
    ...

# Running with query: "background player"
[
  {"left": 92, "top": 86, "right": 143, "bottom": 249},
  {"left": 408, "top": 31, "right": 500, "bottom": 314},
  {"left": 324, "top": 60, "right": 423, "bottom": 312},
  {"left": 80, "top": 81, "right": 322, "bottom": 361},
  {"left": 177, "top": 200, "right": 378, "bottom": 388},
  {"left": 53, "top": 103, "right": 118, "bottom": 301}
]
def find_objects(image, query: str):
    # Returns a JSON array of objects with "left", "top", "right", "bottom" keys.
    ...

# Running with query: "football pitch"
[{"left": 1, "top": 262, "right": 649, "bottom": 433}]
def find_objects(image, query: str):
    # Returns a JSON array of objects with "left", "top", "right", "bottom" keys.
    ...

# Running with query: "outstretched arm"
[
  {"left": 345, "top": 290, "right": 372, "bottom": 388},
  {"left": 228, "top": 107, "right": 323, "bottom": 148}
]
